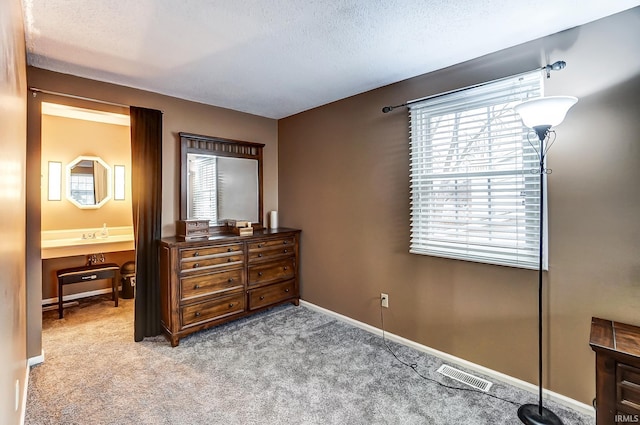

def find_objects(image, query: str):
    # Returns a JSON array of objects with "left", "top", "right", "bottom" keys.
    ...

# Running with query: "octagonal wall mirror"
[{"left": 66, "top": 155, "right": 112, "bottom": 209}]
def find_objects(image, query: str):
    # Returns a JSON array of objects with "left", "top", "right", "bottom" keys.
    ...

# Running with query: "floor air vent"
[{"left": 436, "top": 365, "right": 493, "bottom": 392}]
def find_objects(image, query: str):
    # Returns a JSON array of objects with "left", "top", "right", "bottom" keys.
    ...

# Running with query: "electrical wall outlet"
[{"left": 381, "top": 293, "right": 389, "bottom": 308}]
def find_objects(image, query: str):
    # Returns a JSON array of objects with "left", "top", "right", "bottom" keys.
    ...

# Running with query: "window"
[
  {"left": 69, "top": 173, "right": 95, "bottom": 205},
  {"left": 409, "top": 71, "right": 544, "bottom": 269},
  {"left": 188, "top": 154, "right": 218, "bottom": 222}
]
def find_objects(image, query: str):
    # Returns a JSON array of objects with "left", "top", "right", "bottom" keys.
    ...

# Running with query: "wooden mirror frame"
[{"left": 179, "top": 132, "right": 264, "bottom": 232}]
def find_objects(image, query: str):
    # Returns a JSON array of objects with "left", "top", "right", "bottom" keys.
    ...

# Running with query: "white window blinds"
[
  {"left": 409, "top": 70, "right": 545, "bottom": 269},
  {"left": 188, "top": 155, "right": 218, "bottom": 222}
]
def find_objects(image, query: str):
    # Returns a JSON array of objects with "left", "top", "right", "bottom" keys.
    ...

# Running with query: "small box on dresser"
[
  {"left": 176, "top": 219, "right": 210, "bottom": 240},
  {"left": 159, "top": 228, "right": 300, "bottom": 347}
]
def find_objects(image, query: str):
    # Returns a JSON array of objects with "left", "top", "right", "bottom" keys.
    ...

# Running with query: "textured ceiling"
[{"left": 23, "top": 0, "right": 640, "bottom": 119}]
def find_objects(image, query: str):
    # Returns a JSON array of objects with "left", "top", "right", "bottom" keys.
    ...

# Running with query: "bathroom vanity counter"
[{"left": 41, "top": 227, "right": 134, "bottom": 259}]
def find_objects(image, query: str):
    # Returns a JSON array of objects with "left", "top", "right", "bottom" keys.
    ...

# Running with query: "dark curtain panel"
[{"left": 130, "top": 106, "right": 163, "bottom": 341}]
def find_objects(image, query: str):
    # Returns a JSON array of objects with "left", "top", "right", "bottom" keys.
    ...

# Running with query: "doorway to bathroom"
[{"left": 38, "top": 100, "right": 136, "bottom": 325}]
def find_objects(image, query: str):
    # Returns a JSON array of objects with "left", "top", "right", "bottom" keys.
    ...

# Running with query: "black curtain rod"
[
  {"left": 381, "top": 61, "right": 566, "bottom": 113},
  {"left": 29, "top": 87, "right": 130, "bottom": 109}
]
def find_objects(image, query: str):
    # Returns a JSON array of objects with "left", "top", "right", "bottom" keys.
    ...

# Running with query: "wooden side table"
[{"left": 589, "top": 317, "right": 640, "bottom": 424}]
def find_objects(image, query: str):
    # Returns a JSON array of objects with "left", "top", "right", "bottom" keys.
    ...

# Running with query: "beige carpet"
[{"left": 26, "top": 295, "right": 593, "bottom": 424}]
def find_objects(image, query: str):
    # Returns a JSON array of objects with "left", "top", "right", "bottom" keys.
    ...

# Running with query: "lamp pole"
[
  {"left": 517, "top": 126, "right": 563, "bottom": 425},
  {"left": 513, "top": 94, "right": 577, "bottom": 425}
]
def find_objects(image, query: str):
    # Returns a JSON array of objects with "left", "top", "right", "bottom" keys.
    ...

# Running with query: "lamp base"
[{"left": 518, "top": 404, "right": 563, "bottom": 425}]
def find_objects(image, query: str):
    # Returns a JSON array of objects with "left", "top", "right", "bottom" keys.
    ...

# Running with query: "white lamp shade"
[{"left": 513, "top": 96, "right": 578, "bottom": 129}]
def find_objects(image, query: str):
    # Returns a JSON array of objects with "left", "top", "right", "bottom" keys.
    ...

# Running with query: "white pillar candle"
[{"left": 269, "top": 211, "right": 278, "bottom": 229}]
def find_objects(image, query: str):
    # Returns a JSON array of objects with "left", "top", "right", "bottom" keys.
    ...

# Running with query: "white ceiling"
[{"left": 23, "top": 0, "right": 640, "bottom": 119}]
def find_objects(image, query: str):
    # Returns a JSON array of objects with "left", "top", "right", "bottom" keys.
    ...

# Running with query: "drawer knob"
[
  {"left": 194, "top": 284, "right": 201, "bottom": 289},
  {"left": 283, "top": 266, "right": 288, "bottom": 271},
  {"left": 258, "top": 272, "right": 263, "bottom": 277},
  {"left": 193, "top": 263, "right": 200, "bottom": 268},
  {"left": 285, "top": 288, "right": 290, "bottom": 293},
  {"left": 283, "top": 249, "right": 288, "bottom": 253},
  {"left": 283, "top": 241, "right": 288, "bottom": 245},
  {"left": 228, "top": 278, "right": 234, "bottom": 283},
  {"left": 258, "top": 244, "right": 263, "bottom": 248},
  {"left": 227, "top": 258, "right": 232, "bottom": 262},
  {"left": 227, "top": 248, "right": 233, "bottom": 252},
  {"left": 258, "top": 253, "right": 263, "bottom": 257},
  {"left": 228, "top": 303, "right": 234, "bottom": 308},
  {"left": 195, "top": 311, "right": 201, "bottom": 317},
  {"left": 260, "top": 296, "right": 265, "bottom": 300},
  {"left": 193, "top": 252, "right": 199, "bottom": 257}
]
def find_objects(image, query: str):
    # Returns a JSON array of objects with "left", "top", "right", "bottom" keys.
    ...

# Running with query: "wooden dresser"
[
  {"left": 590, "top": 317, "right": 640, "bottom": 424},
  {"left": 159, "top": 228, "right": 300, "bottom": 346}
]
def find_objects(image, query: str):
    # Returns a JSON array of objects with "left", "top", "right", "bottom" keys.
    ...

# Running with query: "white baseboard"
[
  {"left": 299, "top": 300, "right": 595, "bottom": 418},
  {"left": 28, "top": 350, "right": 45, "bottom": 367},
  {"left": 41, "top": 287, "right": 120, "bottom": 306}
]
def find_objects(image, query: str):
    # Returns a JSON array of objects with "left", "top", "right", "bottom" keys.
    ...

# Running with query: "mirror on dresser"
[{"left": 179, "top": 132, "right": 265, "bottom": 231}]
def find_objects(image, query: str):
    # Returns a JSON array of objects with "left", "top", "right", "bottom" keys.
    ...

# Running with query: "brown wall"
[
  {"left": 28, "top": 68, "right": 280, "bottom": 234},
  {"left": 278, "top": 8, "right": 640, "bottom": 404},
  {"left": 26, "top": 67, "right": 278, "bottom": 357},
  {"left": 0, "top": 0, "right": 27, "bottom": 423}
]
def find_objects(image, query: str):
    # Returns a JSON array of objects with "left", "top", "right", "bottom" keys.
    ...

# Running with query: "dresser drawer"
[
  {"left": 181, "top": 293, "right": 245, "bottom": 327},
  {"left": 180, "top": 268, "right": 244, "bottom": 302},
  {"left": 247, "top": 237, "right": 295, "bottom": 262},
  {"left": 248, "top": 258, "right": 295, "bottom": 286},
  {"left": 180, "top": 243, "right": 243, "bottom": 259},
  {"left": 181, "top": 253, "right": 244, "bottom": 272},
  {"left": 248, "top": 280, "right": 295, "bottom": 310},
  {"left": 160, "top": 229, "right": 301, "bottom": 347},
  {"left": 618, "top": 364, "right": 640, "bottom": 414}
]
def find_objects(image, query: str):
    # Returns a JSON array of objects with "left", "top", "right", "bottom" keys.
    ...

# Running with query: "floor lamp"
[{"left": 513, "top": 95, "right": 578, "bottom": 425}]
